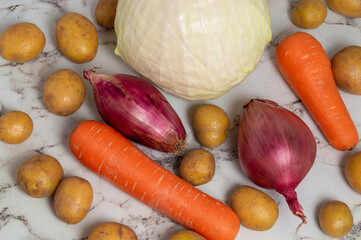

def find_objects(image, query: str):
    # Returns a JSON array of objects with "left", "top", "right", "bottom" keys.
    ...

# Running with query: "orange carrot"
[
  {"left": 69, "top": 120, "right": 240, "bottom": 240},
  {"left": 275, "top": 32, "right": 359, "bottom": 151}
]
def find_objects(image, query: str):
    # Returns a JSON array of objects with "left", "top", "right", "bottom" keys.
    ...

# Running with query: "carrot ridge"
[
  {"left": 69, "top": 120, "right": 240, "bottom": 240},
  {"left": 275, "top": 32, "right": 359, "bottom": 151}
]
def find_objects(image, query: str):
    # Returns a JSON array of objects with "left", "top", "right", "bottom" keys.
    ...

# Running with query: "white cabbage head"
[{"left": 114, "top": 0, "right": 272, "bottom": 101}]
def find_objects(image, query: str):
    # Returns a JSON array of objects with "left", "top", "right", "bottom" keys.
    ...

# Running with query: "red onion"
[
  {"left": 83, "top": 70, "right": 187, "bottom": 154},
  {"left": 238, "top": 99, "right": 316, "bottom": 229}
]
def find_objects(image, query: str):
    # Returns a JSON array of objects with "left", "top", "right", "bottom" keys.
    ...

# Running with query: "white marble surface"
[{"left": 0, "top": 0, "right": 361, "bottom": 239}]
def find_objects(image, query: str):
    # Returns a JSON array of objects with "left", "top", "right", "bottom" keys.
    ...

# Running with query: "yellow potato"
[
  {"left": 0, "top": 22, "right": 45, "bottom": 62},
  {"left": 292, "top": 0, "right": 327, "bottom": 29},
  {"left": 179, "top": 149, "right": 215, "bottom": 186},
  {"left": 319, "top": 200, "right": 353, "bottom": 238},
  {"left": 54, "top": 176, "right": 93, "bottom": 224},
  {"left": 169, "top": 230, "right": 206, "bottom": 240},
  {"left": 326, "top": 0, "right": 361, "bottom": 18},
  {"left": 0, "top": 111, "right": 33, "bottom": 144},
  {"left": 231, "top": 185, "right": 279, "bottom": 231},
  {"left": 192, "top": 104, "right": 229, "bottom": 149},
  {"left": 55, "top": 12, "right": 98, "bottom": 63},
  {"left": 88, "top": 222, "right": 138, "bottom": 240},
  {"left": 17, "top": 154, "right": 63, "bottom": 198},
  {"left": 345, "top": 151, "right": 361, "bottom": 194},
  {"left": 331, "top": 45, "right": 361, "bottom": 95},
  {"left": 43, "top": 69, "right": 86, "bottom": 116},
  {"left": 96, "top": 0, "right": 118, "bottom": 29}
]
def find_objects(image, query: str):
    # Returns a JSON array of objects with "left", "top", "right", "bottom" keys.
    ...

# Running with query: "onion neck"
[{"left": 275, "top": 186, "right": 307, "bottom": 231}]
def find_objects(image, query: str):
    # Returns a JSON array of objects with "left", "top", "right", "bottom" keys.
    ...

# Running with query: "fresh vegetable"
[
  {"left": 345, "top": 151, "right": 361, "bottom": 194},
  {"left": 275, "top": 32, "right": 359, "bottom": 151},
  {"left": 179, "top": 149, "right": 215, "bottom": 186},
  {"left": 95, "top": 0, "right": 118, "bottom": 29},
  {"left": 17, "top": 154, "right": 63, "bottom": 198},
  {"left": 0, "top": 111, "right": 33, "bottom": 144},
  {"left": 88, "top": 222, "right": 138, "bottom": 240},
  {"left": 114, "top": 0, "right": 272, "bottom": 101},
  {"left": 0, "top": 22, "right": 45, "bottom": 63},
  {"left": 54, "top": 176, "right": 93, "bottom": 224},
  {"left": 83, "top": 70, "right": 186, "bottom": 154},
  {"left": 331, "top": 45, "right": 361, "bottom": 95},
  {"left": 169, "top": 230, "right": 207, "bottom": 240},
  {"left": 55, "top": 12, "right": 98, "bottom": 63},
  {"left": 43, "top": 69, "right": 86, "bottom": 116},
  {"left": 231, "top": 186, "right": 278, "bottom": 231},
  {"left": 69, "top": 120, "right": 240, "bottom": 240},
  {"left": 292, "top": 0, "right": 327, "bottom": 29},
  {"left": 238, "top": 99, "right": 316, "bottom": 228},
  {"left": 319, "top": 200, "right": 353, "bottom": 238},
  {"left": 192, "top": 104, "right": 229, "bottom": 149},
  {"left": 326, "top": 0, "right": 361, "bottom": 18}
]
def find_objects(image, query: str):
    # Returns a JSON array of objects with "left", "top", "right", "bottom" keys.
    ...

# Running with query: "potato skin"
[
  {"left": 43, "top": 69, "right": 86, "bottom": 116},
  {"left": 88, "top": 222, "right": 138, "bottom": 240},
  {"left": 0, "top": 22, "right": 45, "bottom": 62},
  {"left": 96, "top": 0, "right": 118, "bottom": 29},
  {"left": 192, "top": 104, "right": 229, "bottom": 149},
  {"left": 54, "top": 176, "right": 93, "bottom": 224},
  {"left": 169, "top": 230, "right": 206, "bottom": 240},
  {"left": 17, "top": 155, "right": 63, "bottom": 198},
  {"left": 331, "top": 45, "right": 361, "bottom": 95},
  {"left": 231, "top": 186, "right": 278, "bottom": 231},
  {"left": 345, "top": 151, "right": 361, "bottom": 194},
  {"left": 326, "top": 0, "right": 361, "bottom": 18},
  {"left": 292, "top": 0, "right": 327, "bottom": 29},
  {"left": 55, "top": 12, "right": 98, "bottom": 63},
  {"left": 0, "top": 111, "right": 33, "bottom": 144},
  {"left": 319, "top": 200, "right": 353, "bottom": 238},
  {"left": 179, "top": 149, "right": 215, "bottom": 186}
]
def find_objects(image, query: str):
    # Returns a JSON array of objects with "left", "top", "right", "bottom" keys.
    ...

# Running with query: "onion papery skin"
[
  {"left": 238, "top": 99, "right": 317, "bottom": 227},
  {"left": 84, "top": 70, "right": 187, "bottom": 153}
]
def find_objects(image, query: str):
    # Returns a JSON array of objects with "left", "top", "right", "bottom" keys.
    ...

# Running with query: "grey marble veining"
[{"left": 0, "top": 0, "right": 361, "bottom": 239}]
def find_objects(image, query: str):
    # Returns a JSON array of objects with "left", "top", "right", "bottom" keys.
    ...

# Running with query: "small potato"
[
  {"left": 55, "top": 12, "right": 98, "bottom": 63},
  {"left": 95, "top": 0, "right": 118, "bottom": 29},
  {"left": 169, "top": 230, "right": 206, "bottom": 240},
  {"left": 345, "top": 151, "right": 361, "bottom": 194},
  {"left": 88, "top": 222, "right": 138, "bottom": 240},
  {"left": 179, "top": 149, "right": 215, "bottom": 186},
  {"left": 43, "top": 69, "right": 86, "bottom": 116},
  {"left": 0, "top": 22, "right": 45, "bottom": 62},
  {"left": 17, "top": 154, "right": 63, "bottom": 198},
  {"left": 319, "top": 200, "right": 353, "bottom": 238},
  {"left": 231, "top": 185, "right": 278, "bottom": 231},
  {"left": 192, "top": 104, "right": 229, "bottom": 149},
  {"left": 292, "top": 0, "right": 327, "bottom": 29},
  {"left": 0, "top": 111, "right": 33, "bottom": 144},
  {"left": 54, "top": 176, "right": 93, "bottom": 224},
  {"left": 331, "top": 45, "right": 361, "bottom": 95},
  {"left": 326, "top": 0, "right": 361, "bottom": 18}
]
